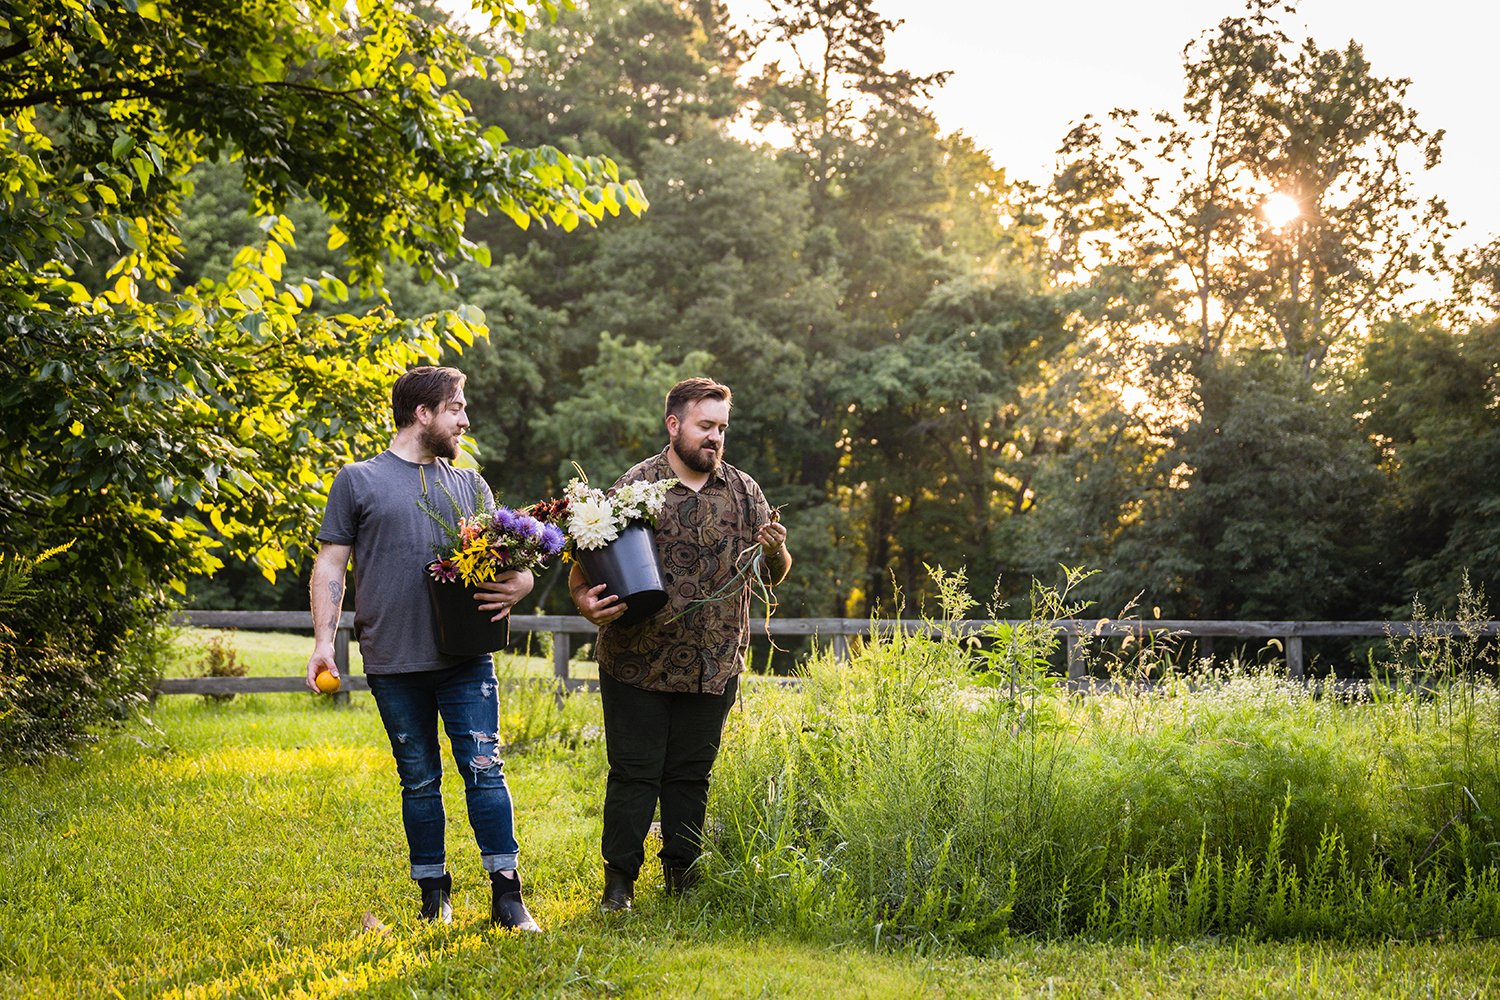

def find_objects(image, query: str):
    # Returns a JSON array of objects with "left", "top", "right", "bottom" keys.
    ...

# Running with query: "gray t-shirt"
[{"left": 317, "top": 450, "right": 494, "bottom": 674}]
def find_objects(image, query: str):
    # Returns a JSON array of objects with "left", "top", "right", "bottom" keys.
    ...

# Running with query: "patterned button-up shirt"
[{"left": 596, "top": 448, "right": 781, "bottom": 694}]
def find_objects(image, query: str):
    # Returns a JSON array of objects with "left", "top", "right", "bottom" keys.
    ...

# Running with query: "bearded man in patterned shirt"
[{"left": 569, "top": 377, "right": 791, "bottom": 912}]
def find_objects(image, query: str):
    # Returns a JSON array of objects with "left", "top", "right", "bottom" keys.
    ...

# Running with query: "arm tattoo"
[{"left": 324, "top": 579, "right": 344, "bottom": 632}]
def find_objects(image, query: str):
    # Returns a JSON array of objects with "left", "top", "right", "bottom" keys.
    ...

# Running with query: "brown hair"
[
  {"left": 664, "top": 377, "right": 732, "bottom": 421},
  {"left": 392, "top": 366, "right": 466, "bottom": 428}
]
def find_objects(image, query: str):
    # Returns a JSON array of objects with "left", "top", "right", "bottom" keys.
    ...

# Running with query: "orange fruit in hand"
[{"left": 315, "top": 669, "right": 341, "bottom": 694}]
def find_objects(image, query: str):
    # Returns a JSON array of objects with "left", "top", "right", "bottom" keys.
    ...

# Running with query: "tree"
[
  {"left": 833, "top": 267, "right": 1075, "bottom": 608},
  {"left": 1458, "top": 236, "right": 1500, "bottom": 319},
  {"left": 745, "top": 0, "right": 948, "bottom": 208},
  {"left": 1355, "top": 314, "right": 1500, "bottom": 611},
  {"left": 514, "top": 125, "right": 853, "bottom": 615},
  {"left": 1027, "top": 0, "right": 1462, "bottom": 620},
  {"left": 2, "top": 0, "right": 646, "bottom": 572},
  {"left": 513, "top": 329, "right": 709, "bottom": 607},
  {"left": 0, "top": 0, "right": 643, "bottom": 755},
  {"left": 564, "top": 129, "right": 833, "bottom": 474},
  {"left": 431, "top": 0, "right": 1081, "bottom": 618},
  {"left": 465, "top": 0, "right": 744, "bottom": 167},
  {"left": 438, "top": 1, "right": 861, "bottom": 613},
  {"left": 531, "top": 331, "right": 712, "bottom": 483},
  {"left": 1105, "top": 353, "right": 1385, "bottom": 620},
  {"left": 1050, "top": 0, "right": 1449, "bottom": 376}
]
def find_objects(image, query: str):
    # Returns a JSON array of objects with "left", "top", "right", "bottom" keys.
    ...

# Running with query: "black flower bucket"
[
  {"left": 427, "top": 577, "right": 510, "bottom": 657},
  {"left": 576, "top": 523, "right": 669, "bottom": 628}
]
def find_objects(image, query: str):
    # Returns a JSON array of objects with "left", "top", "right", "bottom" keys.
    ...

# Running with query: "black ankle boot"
[
  {"left": 417, "top": 874, "right": 452, "bottom": 923},
  {"left": 490, "top": 871, "right": 541, "bottom": 932},
  {"left": 662, "top": 862, "right": 700, "bottom": 897},
  {"left": 600, "top": 864, "right": 635, "bottom": 912}
]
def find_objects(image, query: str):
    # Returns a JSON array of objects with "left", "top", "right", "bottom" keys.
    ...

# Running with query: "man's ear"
[{"left": 665, "top": 413, "right": 679, "bottom": 436}]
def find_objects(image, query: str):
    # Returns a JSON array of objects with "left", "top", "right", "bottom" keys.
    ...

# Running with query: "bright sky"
[{"left": 725, "top": 0, "right": 1498, "bottom": 246}]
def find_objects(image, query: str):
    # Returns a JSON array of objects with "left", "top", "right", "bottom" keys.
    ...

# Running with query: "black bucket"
[
  {"left": 427, "top": 577, "right": 511, "bottom": 657},
  {"left": 576, "top": 523, "right": 669, "bottom": 628}
]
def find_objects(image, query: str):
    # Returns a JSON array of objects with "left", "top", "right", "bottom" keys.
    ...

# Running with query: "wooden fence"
[{"left": 155, "top": 610, "right": 1500, "bottom": 699}]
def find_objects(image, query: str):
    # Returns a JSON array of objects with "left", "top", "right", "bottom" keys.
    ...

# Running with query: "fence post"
[
  {"left": 1066, "top": 632, "right": 1085, "bottom": 680},
  {"left": 1285, "top": 636, "right": 1305, "bottom": 680},
  {"left": 832, "top": 631, "right": 850, "bottom": 663},
  {"left": 552, "top": 627, "right": 572, "bottom": 683},
  {"left": 332, "top": 623, "right": 351, "bottom": 707}
]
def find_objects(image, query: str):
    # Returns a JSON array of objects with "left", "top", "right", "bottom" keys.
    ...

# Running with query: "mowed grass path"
[{"left": 1, "top": 633, "right": 1496, "bottom": 997}]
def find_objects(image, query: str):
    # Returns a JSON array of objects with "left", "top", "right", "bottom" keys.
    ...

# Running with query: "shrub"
[
  {"left": 0, "top": 544, "right": 167, "bottom": 766},
  {"left": 188, "top": 631, "right": 250, "bottom": 703}
]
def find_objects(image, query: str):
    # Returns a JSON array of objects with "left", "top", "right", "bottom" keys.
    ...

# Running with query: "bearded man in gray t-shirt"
[{"left": 306, "top": 365, "right": 540, "bottom": 931}]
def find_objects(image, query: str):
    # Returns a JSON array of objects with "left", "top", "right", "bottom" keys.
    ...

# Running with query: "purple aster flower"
[
  {"left": 492, "top": 506, "right": 523, "bottom": 534},
  {"left": 540, "top": 522, "right": 565, "bottom": 555},
  {"left": 513, "top": 514, "right": 543, "bottom": 540}
]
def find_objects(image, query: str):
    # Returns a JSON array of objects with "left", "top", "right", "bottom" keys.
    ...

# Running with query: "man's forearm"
[{"left": 309, "top": 548, "right": 349, "bottom": 645}]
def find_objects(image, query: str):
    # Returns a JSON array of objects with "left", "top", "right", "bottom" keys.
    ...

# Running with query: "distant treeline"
[{"left": 177, "top": 0, "right": 1498, "bottom": 622}]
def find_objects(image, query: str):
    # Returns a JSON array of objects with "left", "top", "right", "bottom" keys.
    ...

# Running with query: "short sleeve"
[{"left": 317, "top": 466, "right": 359, "bottom": 545}]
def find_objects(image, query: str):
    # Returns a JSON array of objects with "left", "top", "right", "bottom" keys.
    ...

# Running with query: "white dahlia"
[{"left": 569, "top": 496, "right": 621, "bottom": 550}]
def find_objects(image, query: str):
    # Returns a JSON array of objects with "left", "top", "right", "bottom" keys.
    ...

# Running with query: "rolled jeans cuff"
[
  {"left": 410, "top": 863, "right": 447, "bottom": 881},
  {"left": 481, "top": 852, "right": 520, "bottom": 873}
]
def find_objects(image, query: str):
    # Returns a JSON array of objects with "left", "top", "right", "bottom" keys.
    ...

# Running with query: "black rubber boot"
[
  {"left": 417, "top": 874, "right": 452, "bottom": 924},
  {"left": 663, "top": 862, "right": 700, "bottom": 897},
  {"left": 600, "top": 864, "right": 635, "bottom": 912},
  {"left": 490, "top": 871, "right": 541, "bottom": 932}
]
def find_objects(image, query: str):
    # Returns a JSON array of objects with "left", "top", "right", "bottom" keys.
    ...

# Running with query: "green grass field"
[{"left": 1, "top": 629, "right": 1497, "bottom": 997}]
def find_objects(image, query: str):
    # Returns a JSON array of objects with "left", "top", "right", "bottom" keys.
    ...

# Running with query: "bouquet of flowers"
[
  {"left": 559, "top": 468, "right": 678, "bottom": 626},
  {"left": 562, "top": 474, "right": 677, "bottom": 551},
  {"left": 422, "top": 485, "right": 569, "bottom": 587}
]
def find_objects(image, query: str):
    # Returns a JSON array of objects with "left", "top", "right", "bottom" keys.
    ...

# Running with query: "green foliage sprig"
[{"left": 0, "top": 541, "right": 74, "bottom": 648}]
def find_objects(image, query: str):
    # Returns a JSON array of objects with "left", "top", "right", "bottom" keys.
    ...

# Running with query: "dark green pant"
[{"left": 598, "top": 671, "right": 739, "bottom": 880}]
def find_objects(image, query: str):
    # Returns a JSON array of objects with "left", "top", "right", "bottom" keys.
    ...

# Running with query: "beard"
[
  {"left": 671, "top": 432, "right": 721, "bottom": 474},
  {"left": 421, "top": 424, "right": 461, "bottom": 461}
]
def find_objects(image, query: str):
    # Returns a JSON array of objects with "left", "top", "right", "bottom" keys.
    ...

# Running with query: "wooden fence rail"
[{"left": 157, "top": 610, "right": 1500, "bottom": 698}]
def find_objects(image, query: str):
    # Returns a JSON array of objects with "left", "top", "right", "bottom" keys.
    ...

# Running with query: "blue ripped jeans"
[{"left": 366, "top": 656, "right": 519, "bottom": 879}]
